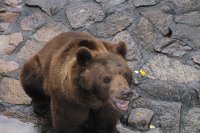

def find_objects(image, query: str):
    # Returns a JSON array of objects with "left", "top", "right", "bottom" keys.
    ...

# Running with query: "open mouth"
[{"left": 112, "top": 97, "right": 130, "bottom": 111}]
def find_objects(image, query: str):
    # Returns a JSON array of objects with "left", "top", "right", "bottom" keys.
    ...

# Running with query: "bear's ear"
[
  {"left": 76, "top": 47, "right": 92, "bottom": 66},
  {"left": 113, "top": 41, "right": 127, "bottom": 58}
]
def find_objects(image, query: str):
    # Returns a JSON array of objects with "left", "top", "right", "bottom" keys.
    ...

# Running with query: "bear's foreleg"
[
  {"left": 93, "top": 107, "right": 120, "bottom": 133},
  {"left": 51, "top": 95, "right": 92, "bottom": 133},
  {"left": 20, "top": 55, "right": 49, "bottom": 115}
]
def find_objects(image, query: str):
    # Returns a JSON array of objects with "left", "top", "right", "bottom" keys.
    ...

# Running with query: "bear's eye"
[{"left": 103, "top": 76, "right": 111, "bottom": 84}]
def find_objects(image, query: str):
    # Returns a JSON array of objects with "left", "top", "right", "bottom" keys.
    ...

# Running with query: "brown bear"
[{"left": 20, "top": 32, "right": 133, "bottom": 133}]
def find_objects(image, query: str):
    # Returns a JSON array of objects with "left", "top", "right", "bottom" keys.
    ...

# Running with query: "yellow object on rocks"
[
  {"left": 139, "top": 69, "right": 146, "bottom": 77},
  {"left": 133, "top": 69, "right": 146, "bottom": 77}
]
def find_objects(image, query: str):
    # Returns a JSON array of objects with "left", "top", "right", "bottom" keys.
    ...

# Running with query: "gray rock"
[
  {"left": 0, "top": 12, "right": 19, "bottom": 22},
  {"left": 26, "top": 0, "right": 69, "bottom": 15},
  {"left": 91, "top": 10, "right": 135, "bottom": 38},
  {"left": 133, "top": 0, "right": 160, "bottom": 7},
  {"left": 21, "top": 13, "right": 46, "bottom": 31},
  {"left": 117, "top": 123, "right": 141, "bottom": 133},
  {"left": 96, "top": 0, "right": 109, "bottom": 2},
  {"left": 142, "top": 10, "right": 173, "bottom": 36},
  {"left": 133, "top": 97, "right": 181, "bottom": 133},
  {"left": 33, "top": 22, "right": 70, "bottom": 42},
  {"left": 0, "top": 78, "right": 31, "bottom": 104},
  {"left": 142, "top": 55, "right": 200, "bottom": 83},
  {"left": 145, "top": 128, "right": 163, "bottom": 133},
  {"left": 133, "top": 17, "right": 157, "bottom": 49},
  {"left": 192, "top": 52, "right": 200, "bottom": 65},
  {"left": 172, "top": 24, "right": 200, "bottom": 48},
  {"left": 183, "top": 108, "right": 200, "bottom": 133},
  {"left": 128, "top": 108, "right": 154, "bottom": 131},
  {"left": 106, "top": 0, "right": 126, "bottom": 5},
  {"left": 0, "top": 7, "right": 6, "bottom": 12},
  {"left": 0, "top": 60, "right": 19, "bottom": 74},
  {"left": 96, "top": 0, "right": 127, "bottom": 12},
  {"left": 139, "top": 80, "right": 191, "bottom": 105},
  {"left": 132, "top": 72, "right": 142, "bottom": 85},
  {"left": 194, "top": 85, "right": 200, "bottom": 104},
  {"left": 5, "top": 0, "right": 22, "bottom": 7},
  {"left": 132, "top": 89, "right": 140, "bottom": 100},
  {"left": 175, "top": 11, "right": 200, "bottom": 27},
  {"left": 0, "top": 23, "right": 9, "bottom": 34},
  {"left": 113, "top": 30, "right": 142, "bottom": 61},
  {"left": 96, "top": 0, "right": 126, "bottom": 5},
  {"left": 170, "top": 0, "right": 200, "bottom": 14},
  {"left": 17, "top": 39, "right": 45, "bottom": 60},
  {"left": 195, "top": 90, "right": 200, "bottom": 103},
  {"left": 0, "top": 26, "right": 4, "bottom": 32},
  {"left": 155, "top": 37, "right": 192, "bottom": 57},
  {"left": 66, "top": 2, "right": 105, "bottom": 29},
  {"left": 161, "top": 5, "right": 173, "bottom": 14},
  {"left": 0, "top": 33, "right": 23, "bottom": 54},
  {"left": 127, "top": 61, "right": 136, "bottom": 70}
]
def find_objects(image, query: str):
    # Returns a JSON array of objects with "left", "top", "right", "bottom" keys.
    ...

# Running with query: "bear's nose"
[{"left": 122, "top": 88, "right": 133, "bottom": 99}]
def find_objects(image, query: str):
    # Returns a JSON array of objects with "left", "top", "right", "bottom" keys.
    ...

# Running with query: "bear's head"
[{"left": 76, "top": 41, "right": 133, "bottom": 111}]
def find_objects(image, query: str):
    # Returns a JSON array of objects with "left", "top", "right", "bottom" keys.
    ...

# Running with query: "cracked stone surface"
[
  {"left": 0, "top": 77, "right": 31, "bottom": 104},
  {"left": 142, "top": 55, "right": 200, "bottom": 83},
  {"left": 21, "top": 13, "right": 46, "bottom": 31},
  {"left": 0, "top": 60, "right": 19, "bottom": 74},
  {"left": 133, "top": 98, "right": 181, "bottom": 133},
  {"left": 96, "top": 0, "right": 127, "bottom": 12},
  {"left": 193, "top": 52, "right": 200, "bottom": 65},
  {"left": 191, "top": 83, "right": 200, "bottom": 104},
  {"left": 66, "top": 2, "right": 105, "bottom": 29},
  {"left": 0, "top": 12, "right": 19, "bottom": 22},
  {"left": 175, "top": 11, "right": 200, "bottom": 27},
  {"left": 155, "top": 37, "right": 192, "bottom": 57},
  {"left": 33, "top": 22, "right": 70, "bottom": 42},
  {"left": 0, "top": 33, "right": 23, "bottom": 54},
  {"left": 133, "top": 17, "right": 157, "bottom": 48},
  {"left": 183, "top": 108, "right": 200, "bottom": 133},
  {"left": 128, "top": 108, "right": 154, "bottom": 131},
  {"left": 0, "top": 0, "right": 200, "bottom": 132},
  {"left": 0, "top": 25, "right": 4, "bottom": 32},
  {"left": 89, "top": 9, "right": 135, "bottom": 38},
  {"left": 25, "top": 0, "right": 69, "bottom": 15},
  {"left": 0, "top": 23, "right": 9, "bottom": 34},
  {"left": 172, "top": 24, "right": 200, "bottom": 49},
  {"left": 113, "top": 30, "right": 142, "bottom": 61},
  {"left": 146, "top": 128, "right": 163, "bottom": 133},
  {"left": 170, "top": 0, "right": 200, "bottom": 14},
  {"left": 139, "top": 80, "right": 191, "bottom": 105},
  {"left": 17, "top": 39, "right": 45, "bottom": 60},
  {"left": 142, "top": 10, "right": 173, "bottom": 36},
  {"left": 5, "top": 0, "right": 22, "bottom": 7},
  {"left": 133, "top": 0, "right": 160, "bottom": 7},
  {"left": 96, "top": 0, "right": 126, "bottom": 5}
]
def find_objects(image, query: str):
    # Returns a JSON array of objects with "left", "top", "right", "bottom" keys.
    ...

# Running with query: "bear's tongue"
[{"left": 113, "top": 97, "right": 129, "bottom": 111}]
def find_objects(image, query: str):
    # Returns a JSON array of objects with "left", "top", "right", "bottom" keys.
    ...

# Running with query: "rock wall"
[{"left": 0, "top": 0, "right": 200, "bottom": 132}]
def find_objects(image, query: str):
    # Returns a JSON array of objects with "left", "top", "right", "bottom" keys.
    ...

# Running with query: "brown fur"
[{"left": 20, "top": 32, "right": 132, "bottom": 133}]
